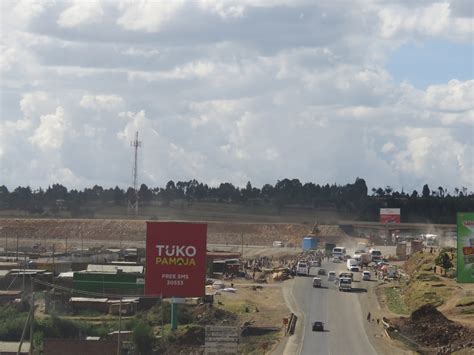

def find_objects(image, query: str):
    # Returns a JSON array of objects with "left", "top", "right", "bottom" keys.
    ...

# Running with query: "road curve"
[{"left": 291, "top": 261, "right": 377, "bottom": 355}]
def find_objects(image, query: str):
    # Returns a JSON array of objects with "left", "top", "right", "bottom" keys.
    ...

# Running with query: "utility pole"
[
  {"left": 29, "top": 283, "right": 35, "bottom": 355},
  {"left": 127, "top": 131, "right": 142, "bottom": 216},
  {"left": 16, "top": 232, "right": 19, "bottom": 261},
  {"left": 117, "top": 299, "right": 122, "bottom": 355}
]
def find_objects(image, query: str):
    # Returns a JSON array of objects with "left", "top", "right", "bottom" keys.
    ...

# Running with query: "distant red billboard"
[
  {"left": 380, "top": 208, "right": 401, "bottom": 223},
  {"left": 145, "top": 222, "right": 207, "bottom": 297}
]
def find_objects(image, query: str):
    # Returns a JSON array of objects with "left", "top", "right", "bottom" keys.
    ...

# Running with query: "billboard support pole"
[{"left": 171, "top": 302, "right": 178, "bottom": 331}]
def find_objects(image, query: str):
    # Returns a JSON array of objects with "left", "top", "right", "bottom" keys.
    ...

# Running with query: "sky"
[{"left": 0, "top": 0, "right": 473, "bottom": 193}]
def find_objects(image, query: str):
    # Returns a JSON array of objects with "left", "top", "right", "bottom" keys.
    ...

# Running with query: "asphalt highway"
[{"left": 291, "top": 260, "right": 377, "bottom": 355}]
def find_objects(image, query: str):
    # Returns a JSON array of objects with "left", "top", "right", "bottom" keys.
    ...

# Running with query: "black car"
[
  {"left": 312, "top": 321, "right": 324, "bottom": 331},
  {"left": 318, "top": 268, "right": 327, "bottom": 275}
]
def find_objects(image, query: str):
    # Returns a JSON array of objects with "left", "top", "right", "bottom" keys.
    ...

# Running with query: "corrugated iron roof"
[
  {"left": 86, "top": 264, "right": 143, "bottom": 274},
  {"left": 70, "top": 297, "right": 108, "bottom": 303}
]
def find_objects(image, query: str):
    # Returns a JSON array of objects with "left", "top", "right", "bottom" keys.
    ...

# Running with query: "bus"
[{"left": 332, "top": 247, "right": 346, "bottom": 259}]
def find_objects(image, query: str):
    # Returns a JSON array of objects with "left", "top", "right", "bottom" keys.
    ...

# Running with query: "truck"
[
  {"left": 273, "top": 241, "right": 283, "bottom": 248},
  {"left": 338, "top": 277, "right": 352, "bottom": 291},
  {"left": 347, "top": 259, "right": 360, "bottom": 272},
  {"left": 356, "top": 242, "right": 367, "bottom": 253},
  {"left": 369, "top": 249, "right": 382, "bottom": 262},
  {"left": 357, "top": 253, "right": 371, "bottom": 266},
  {"left": 296, "top": 261, "right": 310, "bottom": 276},
  {"left": 325, "top": 243, "right": 336, "bottom": 257}
]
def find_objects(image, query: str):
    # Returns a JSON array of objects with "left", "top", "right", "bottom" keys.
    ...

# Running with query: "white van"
[{"left": 296, "top": 262, "right": 309, "bottom": 276}]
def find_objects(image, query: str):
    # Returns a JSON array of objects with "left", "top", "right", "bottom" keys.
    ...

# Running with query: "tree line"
[{"left": 0, "top": 178, "right": 472, "bottom": 223}]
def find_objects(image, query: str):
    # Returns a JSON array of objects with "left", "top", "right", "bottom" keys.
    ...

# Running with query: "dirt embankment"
[
  {"left": 0, "top": 218, "right": 351, "bottom": 247},
  {"left": 391, "top": 304, "right": 474, "bottom": 353}
]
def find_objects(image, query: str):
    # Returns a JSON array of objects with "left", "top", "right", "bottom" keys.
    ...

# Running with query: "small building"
[
  {"left": 107, "top": 330, "right": 133, "bottom": 341},
  {"left": 73, "top": 271, "right": 144, "bottom": 295},
  {"left": 0, "top": 290, "right": 22, "bottom": 304},
  {"left": 108, "top": 299, "right": 139, "bottom": 315},
  {"left": 411, "top": 240, "right": 424, "bottom": 254},
  {"left": 0, "top": 341, "right": 30, "bottom": 354},
  {"left": 86, "top": 264, "right": 144, "bottom": 274},
  {"left": 0, "top": 262, "right": 20, "bottom": 270},
  {"left": 43, "top": 338, "right": 116, "bottom": 355},
  {"left": 396, "top": 242, "right": 407, "bottom": 257},
  {"left": 70, "top": 297, "right": 110, "bottom": 313}
]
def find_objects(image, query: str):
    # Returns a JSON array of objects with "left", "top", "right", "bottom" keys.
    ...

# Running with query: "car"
[
  {"left": 312, "top": 321, "right": 324, "bottom": 331},
  {"left": 328, "top": 271, "right": 336, "bottom": 281},
  {"left": 312, "top": 277, "right": 322, "bottom": 288},
  {"left": 318, "top": 268, "right": 327, "bottom": 275},
  {"left": 362, "top": 271, "right": 371, "bottom": 280},
  {"left": 338, "top": 272, "right": 354, "bottom": 280},
  {"left": 310, "top": 260, "right": 321, "bottom": 267},
  {"left": 332, "top": 257, "right": 342, "bottom": 263}
]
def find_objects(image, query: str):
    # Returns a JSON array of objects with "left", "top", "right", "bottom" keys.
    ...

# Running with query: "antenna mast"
[{"left": 128, "top": 131, "right": 141, "bottom": 215}]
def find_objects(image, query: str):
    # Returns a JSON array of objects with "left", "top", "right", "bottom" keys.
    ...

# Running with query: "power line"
[{"left": 32, "top": 277, "right": 162, "bottom": 299}]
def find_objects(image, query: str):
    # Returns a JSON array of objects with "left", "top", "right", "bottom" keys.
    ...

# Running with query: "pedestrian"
[
  {"left": 377, "top": 318, "right": 380, "bottom": 325},
  {"left": 367, "top": 312, "right": 371, "bottom": 322}
]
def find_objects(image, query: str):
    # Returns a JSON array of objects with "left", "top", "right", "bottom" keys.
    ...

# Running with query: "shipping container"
[{"left": 302, "top": 236, "right": 318, "bottom": 250}]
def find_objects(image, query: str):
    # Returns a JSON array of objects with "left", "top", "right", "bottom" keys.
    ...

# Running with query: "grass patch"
[
  {"left": 415, "top": 273, "right": 441, "bottom": 282},
  {"left": 239, "top": 332, "right": 279, "bottom": 354},
  {"left": 385, "top": 287, "right": 409, "bottom": 315},
  {"left": 456, "top": 296, "right": 474, "bottom": 307},
  {"left": 460, "top": 308, "right": 474, "bottom": 315}
]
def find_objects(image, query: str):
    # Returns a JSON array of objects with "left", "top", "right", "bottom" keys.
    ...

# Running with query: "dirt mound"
[
  {"left": 194, "top": 303, "right": 237, "bottom": 325},
  {"left": 0, "top": 218, "right": 351, "bottom": 247},
  {"left": 410, "top": 304, "right": 448, "bottom": 322},
  {"left": 391, "top": 304, "right": 474, "bottom": 352}
]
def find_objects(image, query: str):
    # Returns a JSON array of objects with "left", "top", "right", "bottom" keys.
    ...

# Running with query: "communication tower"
[{"left": 127, "top": 131, "right": 141, "bottom": 215}]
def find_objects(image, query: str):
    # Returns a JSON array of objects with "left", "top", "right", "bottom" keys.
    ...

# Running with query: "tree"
[
  {"left": 113, "top": 186, "right": 125, "bottom": 205},
  {"left": 133, "top": 323, "right": 153, "bottom": 355},
  {"left": 435, "top": 251, "right": 453, "bottom": 272},
  {"left": 422, "top": 184, "right": 430, "bottom": 198},
  {"left": 138, "top": 184, "right": 153, "bottom": 205}
]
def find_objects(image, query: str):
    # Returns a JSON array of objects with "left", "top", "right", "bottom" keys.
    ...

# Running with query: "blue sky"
[{"left": 387, "top": 40, "right": 473, "bottom": 88}]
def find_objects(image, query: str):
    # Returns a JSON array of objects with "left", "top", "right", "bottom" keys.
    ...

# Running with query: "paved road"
[{"left": 291, "top": 260, "right": 377, "bottom": 355}]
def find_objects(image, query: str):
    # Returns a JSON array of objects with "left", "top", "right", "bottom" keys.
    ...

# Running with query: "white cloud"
[
  {"left": 424, "top": 80, "right": 474, "bottom": 113},
  {"left": 377, "top": 2, "right": 473, "bottom": 41},
  {"left": 117, "top": 0, "right": 184, "bottom": 32},
  {"left": 29, "top": 107, "right": 66, "bottom": 151},
  {"left": 392, "top": 127, "right": 473, "bottom": 187},
  {"left": 57, "top": 0, "right": 104, "bottom": 28},
  {"left": 382, "top": 142, "right": 396, "bottom": 153},
  {"left": 0, "top": 1, "right": 472, "bottom": 191},
  {"left": 80, "top": 94, "right": 124, "bottom": 111}
]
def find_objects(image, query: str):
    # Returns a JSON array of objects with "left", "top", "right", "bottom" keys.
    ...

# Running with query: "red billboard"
[
  {"left": 380, "top": 208, "right": 401, "bottom": 223},
  {"left": 145, "top": 222, "right": 207, "bottom": 297}
]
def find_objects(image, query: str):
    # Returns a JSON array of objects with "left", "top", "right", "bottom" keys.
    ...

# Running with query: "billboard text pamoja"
[{"left": 145, "top": 222, "right": 207, "bottom": 297}]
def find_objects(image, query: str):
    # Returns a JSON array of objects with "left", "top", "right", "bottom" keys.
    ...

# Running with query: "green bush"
[{"left": 133, "top": 323, "right": 154, "bottom": 355}]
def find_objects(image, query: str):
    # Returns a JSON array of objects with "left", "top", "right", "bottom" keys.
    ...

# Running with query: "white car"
[
  {"left": 362, "top": 271, "right": 371, "bottom": 280},
  {"left": 332, "top": 257, "right": 342, "bottom": 263},
  {"left": 328, "top": 271, "right": 336, "bottom": 281}
]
